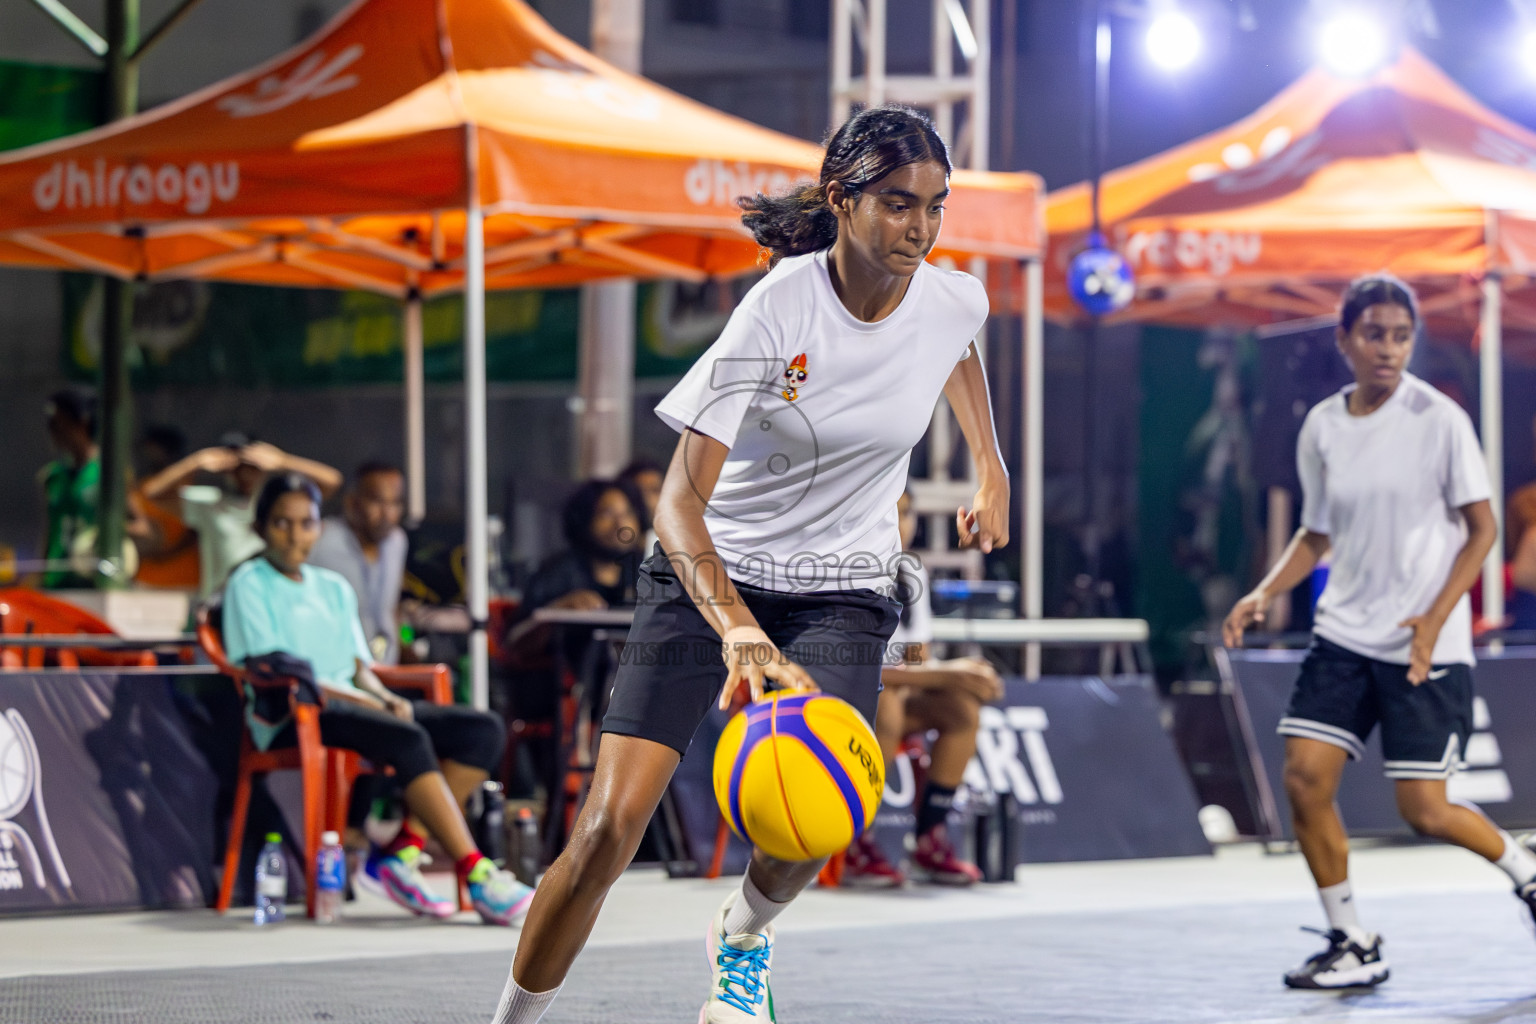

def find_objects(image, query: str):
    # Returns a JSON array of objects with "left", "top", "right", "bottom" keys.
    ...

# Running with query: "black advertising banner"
[
  {"left": 1227, "top": 648, "right": 1536, "bottom": 838},
  {"left": 668, "top": 676, "right": 1210, "bottom": 876},
  {"left": 0, "top": 673, "right": 217, "bottom": 914}
]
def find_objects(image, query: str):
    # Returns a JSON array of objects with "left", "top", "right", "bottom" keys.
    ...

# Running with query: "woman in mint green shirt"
[{"left": 222, "top": 473, "right": 531, "bottom": 927}]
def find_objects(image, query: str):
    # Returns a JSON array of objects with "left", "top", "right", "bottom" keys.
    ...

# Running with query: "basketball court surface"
[{"left": 3, "top": 843, "right": 1531, "bottom": 1023}]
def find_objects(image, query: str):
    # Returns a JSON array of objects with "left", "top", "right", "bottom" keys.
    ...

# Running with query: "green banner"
[
  {"left": 63, "top": 275, "right": 740, "bottom": 387},
  {"left": 0, "top": 60, "right": 101, "bottom": 151},
  {"left": 1135, "top": 326, "right": 1258, "bottom": 670}
]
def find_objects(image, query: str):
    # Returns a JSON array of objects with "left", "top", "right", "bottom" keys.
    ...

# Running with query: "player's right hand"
[
  {"left": 1222, "top": 590, "right": 1268, "bottom": 647},
  {"left": 719, "top": 625, "right": 818, "bottom": 711}
]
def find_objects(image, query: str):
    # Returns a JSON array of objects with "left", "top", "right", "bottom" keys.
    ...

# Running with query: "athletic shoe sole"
[
  {"left": 474, "top": 888, "right": 535, "bottom": 926},
  {"left": 1284, "top": 965, "right": 1390, "bottom": 990},
  {"left": 361, "top": 864, "right": 455, "bottom": 918},
  {"left": 908, "top": 867, "right": 980, "bottom": 886},
  {"left": 838, "top": 872, "right": 904, "bottom": 889}
]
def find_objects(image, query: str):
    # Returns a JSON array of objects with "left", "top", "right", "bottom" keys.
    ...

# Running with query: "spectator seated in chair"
[
  {"left": 503, "top": 480, "right": 643, "bottom": 706},
  {"left": 523, "top": 479, "right": 643, "bottom": 614},
  {"left": 842, "top": 490, "right": 1004, "bottom": 888},
  {"left": 221, "top": 472, "right": 533, "bottom": 926}
]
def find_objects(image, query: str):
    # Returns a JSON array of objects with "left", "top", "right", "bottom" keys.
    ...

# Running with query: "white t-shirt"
[
  {"left": 1298, "top": 373, "right": 1490, "bottom": 665},
  {"left": 180, "top": 485, "right": 264, "bottom": 599},
  {"left": 654, "top": 250, "right": 988, "bottom": 594}
]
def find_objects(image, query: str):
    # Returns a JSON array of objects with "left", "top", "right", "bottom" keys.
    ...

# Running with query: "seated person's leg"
[
  {"left": 318, "top": 701, "right": 531, "bottom": 924},
  {"left": 408, "top": 702, "right": 507, "bottom": 809},
  {"left": 873, "top": 682, "right": 909, "bottom": 766},
  {"left": 842, "top": 685, "right": 910, "bottom": 887},
  {"left": 902, "top": 687, "right": 983, "bottom": 884}
]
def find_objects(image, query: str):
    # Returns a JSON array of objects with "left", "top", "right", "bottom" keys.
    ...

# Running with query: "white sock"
[
  {"left": 1495, "top": 831, "right": 1536, "bottom": 887},
  {"left": 722, "top": 870, "right": 789, "bottom": 938},
  {"left": 491, "top": 974, "right": 560, "bottom": 1024},
  {"left": 1318, "top": 880, "right": 1368, "bottom": 943}
]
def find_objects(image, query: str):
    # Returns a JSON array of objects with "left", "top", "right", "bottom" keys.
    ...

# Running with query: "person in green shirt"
[
  {"left": 222, "top": 472, "right": 532, "bottom": 928},
  {"left": 37, "top": 390, "right": 100, "bottom": 588}
]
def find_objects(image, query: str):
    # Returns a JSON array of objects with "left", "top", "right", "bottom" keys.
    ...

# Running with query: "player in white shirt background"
[
  {"left": 490, "top": 105, "right": 1009, "bottom": 1024},
  {"left": 1223, "top": 274, "right": 1536, "bottom": 991}
]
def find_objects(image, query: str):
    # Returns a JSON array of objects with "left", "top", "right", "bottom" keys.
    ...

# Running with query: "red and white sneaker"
[
  {"left": 841, "top": 835, "right": 905, "bottom": 888},
  {"left": 910, "top": 825, "right": 982, "bottom": 885}
]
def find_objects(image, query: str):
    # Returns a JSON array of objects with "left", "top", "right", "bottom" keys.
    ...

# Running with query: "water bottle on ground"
[
  {"left": 253, "top": 832, "right": 287, "bottom": 926},
  {"left": 315, "top": 831, "right": 346, "bottom": 925},
  {"left": 514, "top": 807, "right": 541, "bottom": 886}
]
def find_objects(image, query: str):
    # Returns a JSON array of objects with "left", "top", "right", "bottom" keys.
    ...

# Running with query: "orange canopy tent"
[
  {"left": 0, "top": 0, "right": 1044, "bottom": 700},
  {"left": 0, "top": 0, "right": 1039, "bottom": 291},
  {"left": 1045, "top": 48, "right": 1536, "bottom": 623}
]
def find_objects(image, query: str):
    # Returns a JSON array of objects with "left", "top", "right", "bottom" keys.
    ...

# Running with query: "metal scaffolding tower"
[
  {"left": 830, "top": 1, "right": 1047, "bottom": 679},
  {"left": 831, "top": 0, "right": 991, "bottom": 172},
  {"left": 831, "top": 0, "right": 994, "bottom": 584}
]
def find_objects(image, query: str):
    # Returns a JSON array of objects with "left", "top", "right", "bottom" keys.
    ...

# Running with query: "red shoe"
[
  {"left": 911, "top": 825, "right": 982, "bottom": 885},
  {"left": 841, "top": 834, "right": 905, "bottom": 888}
]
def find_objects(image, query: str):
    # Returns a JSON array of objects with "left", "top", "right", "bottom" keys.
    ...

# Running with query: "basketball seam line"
[
  {"left": 774, "top": 710, "right": 863, "bottom": 842},
  {"left": 770, "top": 697, "right": 812, "bottom": 859}
]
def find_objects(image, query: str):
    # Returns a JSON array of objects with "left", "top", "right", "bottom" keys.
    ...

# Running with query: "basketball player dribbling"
[{"left": 489, "top": 105, "right": 1010, "bottom": 1024}]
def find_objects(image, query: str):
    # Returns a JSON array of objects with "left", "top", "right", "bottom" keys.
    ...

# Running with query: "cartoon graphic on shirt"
[{"left": 781, "top": 353, "right": 809, "bottom": 402}]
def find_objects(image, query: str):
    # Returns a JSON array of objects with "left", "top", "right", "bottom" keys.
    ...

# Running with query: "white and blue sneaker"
[
  {"left": 699, "top": 892, "right": 775, "bottom": 1022},
  {"left": 1283, "top": 927, "right": 1389, "bottom": 990},
  {"left": 1517, "top": 878, "right": 1536, "bottom": 933}
]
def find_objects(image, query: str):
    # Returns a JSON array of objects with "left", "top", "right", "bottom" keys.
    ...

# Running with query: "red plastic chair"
[
  {"left": 198, "top": 607, "right": 457, "bottom": 918},
  {"left": 0, "top": 588, "right": 157, "bottom": 670}
]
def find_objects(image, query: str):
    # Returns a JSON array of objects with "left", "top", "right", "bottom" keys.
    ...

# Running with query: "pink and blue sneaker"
[
  {"left": 360, "top": 846, "right": 456, "bottom": 918},
  {"left": 466, "top": 860, "right": 535, "bottom": 926}
]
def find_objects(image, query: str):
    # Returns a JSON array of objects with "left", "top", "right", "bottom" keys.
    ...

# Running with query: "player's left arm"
[
  {"left": 1400, "top": 499, "right": 1496, "bottom": 684},
  {"left": 943, "top": 342, "right": 1009, "bottom": 553}
]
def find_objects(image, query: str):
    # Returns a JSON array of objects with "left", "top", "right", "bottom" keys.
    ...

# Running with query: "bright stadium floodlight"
[
  {"left": 1318, "top": 9, "right": 1390, "bottom": 78},
  {"left": 1146, "top": 11, "right": 1202, "bottom": 72}
]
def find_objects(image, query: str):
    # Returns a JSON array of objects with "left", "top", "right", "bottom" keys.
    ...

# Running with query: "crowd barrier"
[
  {"left": 1218, "top": 646, "right": 1536, "bottom": 840},
  {"left": 0, "top": 669, "right": 219, "bottom": 914},
  {"left": 0, "top": 664, "right": 1213, "bottom": 915}
]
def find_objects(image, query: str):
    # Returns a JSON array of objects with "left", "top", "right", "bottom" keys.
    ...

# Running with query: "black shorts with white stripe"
[{"left": 1278, "top": 634, "right": 1473, "bottom": 780}]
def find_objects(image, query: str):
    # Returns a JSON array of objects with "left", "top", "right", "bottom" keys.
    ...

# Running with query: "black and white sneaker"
[
  {"left": 1517, "top": 879, "right": 1536, "bottom": 932},
  {"left": 1283, "top": 928, "right": 1390, "bottom": 990}
]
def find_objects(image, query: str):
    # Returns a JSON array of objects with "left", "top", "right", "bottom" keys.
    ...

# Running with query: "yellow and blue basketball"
[{"left": 712, "top": 691, "right": 884, "bottom": 861}]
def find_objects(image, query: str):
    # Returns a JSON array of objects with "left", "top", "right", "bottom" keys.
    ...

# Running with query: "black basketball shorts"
[
  {"left": 1278, "top": 634, "right": 1473, "bottom": 780},
  {"left": 601, "top": 547, "right": 902, "bottom": 757}
]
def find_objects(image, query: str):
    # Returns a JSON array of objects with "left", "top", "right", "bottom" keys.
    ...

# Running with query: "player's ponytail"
[{"left": 738, "top": 105, "right": 952, "bottom": 266}]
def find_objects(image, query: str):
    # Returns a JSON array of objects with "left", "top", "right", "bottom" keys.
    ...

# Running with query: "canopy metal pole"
[
  {"left": 403, "top": 290, "right": 426, "bottom": 525},
  {"left": 464, "top": 155, "right": 490, "bottom": 708},
  {"left": 581, "top": 0, "right": 642, "bottom": 481},
  {"left": 94, "top": 0, "right": 141, "bottom": 587},
  {"left": 576, "top": 283, "right": 635, "bottom": 478},
  {"left": 1023, "top": 257, "right": 1044, "bottom": 680},
  {"left": 1480, "top": 273, "right": 1505, "bottom": 637}
]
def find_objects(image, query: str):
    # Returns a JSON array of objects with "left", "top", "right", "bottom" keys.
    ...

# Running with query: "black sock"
[{"left": 915, "top": 783, "right": 958, "bottom": 836}]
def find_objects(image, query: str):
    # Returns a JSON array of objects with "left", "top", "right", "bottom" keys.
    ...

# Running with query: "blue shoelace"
[{"left": 716, "top": 939, "right": 771, "bottom": 1014}]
